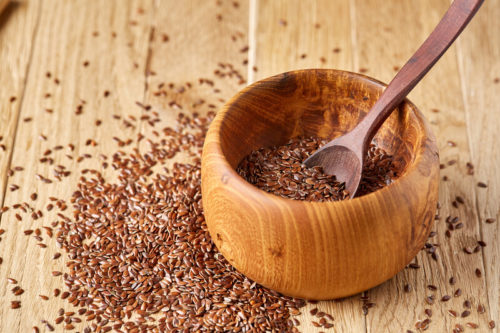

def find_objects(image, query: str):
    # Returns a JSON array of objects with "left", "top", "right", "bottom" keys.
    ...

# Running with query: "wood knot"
[{"left": 268, "top": 246, "right": 283, "bottom": 258}]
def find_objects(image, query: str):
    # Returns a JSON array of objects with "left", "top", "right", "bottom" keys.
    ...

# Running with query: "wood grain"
[
  {"left": 140, "top": 0, "right": 249, "bottom": 151},
  {"left": 0, "top": 0, "right": 497, "bottom": 332},
  {"left": 202, "top": 68, "right": 440, "bottom": 301},
  {"left": 0, "top": 0, "right": 154, "bottom": 332},
  {"left": 352, "top": 0, "right": 494, "bottom": 331},
  {"left": 252, "top": 2, "right": 364, "bottom": 331},
  {"left": 456, "top": 0, "right": 500, "bottom": 328},
  {"left": 0, "top": 0, "right": 40, "bottom": 220}
]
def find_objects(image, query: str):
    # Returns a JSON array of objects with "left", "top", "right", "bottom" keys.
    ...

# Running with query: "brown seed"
[
  {"left": 461, "top": 310, "right": 470, "bottom": 317},
  {"left": 32, "top": 327, "right": 39, "bottom": 333},
  {"left": 45, "top": 323, "right": 55, "bottom": 331},
  {"left": 40, "top": 111, "right": 313, "bottom": 331},
  {"left": 477, "top": 182, "right": 488, "bottom": 188},
  {"left": 478, "top": 304, "right": 485, "bottom": 314},
  {"left": 13, "top": 287, "right": 24, "bottom": 295},
  {"left": 11, "top": 301, "right": 21, "bottom": 309},
  {"left": 448, "top": 310, "right": 458, "bottom": 318},
  {"left": 475, "top": 268, "right": 482, "bottom": 277},
  {"left": 39, "top": 294, "right": 49, "bottom": 300},
  {"left": 488, "top": 320, "right": 496, "bottom": 329},
  {"left": 466, "top": 322, "right": 479, "bottom": 329},
  {"left": 441, "top": 295, "right": 451, "bottom": 302}
]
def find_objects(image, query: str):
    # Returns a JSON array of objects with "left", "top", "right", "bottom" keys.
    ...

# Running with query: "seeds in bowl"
[{"left": 236, "top": 136, "right": 398, "bottom": 201}]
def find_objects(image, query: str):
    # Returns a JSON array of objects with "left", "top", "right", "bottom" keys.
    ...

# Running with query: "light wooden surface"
[{"left": 0, "top": 1, "right": 498, "bottom": 332}]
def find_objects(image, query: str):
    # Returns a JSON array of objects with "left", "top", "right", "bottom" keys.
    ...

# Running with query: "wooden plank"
[
  {"left": 253, "top": 1, "right": 365, "bottom": 332},
  {"left": 0, "top": 0, "right": 154, "bottom": 332},
  {"left": 0, "top": 0, "right": 41, "bottom": 215},
  {"left": 253, "top": 0, "right": 354, "bottom": 79},
  {"left": 140, "top": 0, "right": 250, "bottom": 145},
  {"left": 456, "top": 0, "right": 500, "bottom": 330},
  {"left": 352, "top": 0, "right": 492, "bottom": 331},
  {"left": 0, "top": 1, "right": 497, "bottom": 332}
]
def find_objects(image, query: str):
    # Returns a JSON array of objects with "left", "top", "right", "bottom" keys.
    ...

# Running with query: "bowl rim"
[{"left": 204, "top": 68, "right": 437, "bottom": 208}]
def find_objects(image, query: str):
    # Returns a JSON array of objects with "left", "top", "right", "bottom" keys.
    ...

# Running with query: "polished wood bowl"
[{"left": 201, "top": 69, "right": 439, "bottom": 300}]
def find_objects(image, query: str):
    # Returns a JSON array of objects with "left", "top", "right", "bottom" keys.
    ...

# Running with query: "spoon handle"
[{"left": 355, "top": 0, "right": 483, "bottom": 150}]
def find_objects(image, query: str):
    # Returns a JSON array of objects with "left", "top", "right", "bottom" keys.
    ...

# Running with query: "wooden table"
[{"left": 0, "top": 1, "right": 498, "bottom": 332}]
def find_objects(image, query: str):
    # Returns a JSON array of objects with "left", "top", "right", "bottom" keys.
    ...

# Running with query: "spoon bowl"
[
  {"left": 304, "top": 137, "right": 363, "bottom": 197},
  {"left": 201, "top": 69, "right": 440, "bottom": 299}
]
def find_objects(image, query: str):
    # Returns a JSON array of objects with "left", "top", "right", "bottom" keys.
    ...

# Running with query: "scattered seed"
[{"left": 466, "top": 322, "right": 479, "bottom": 329}]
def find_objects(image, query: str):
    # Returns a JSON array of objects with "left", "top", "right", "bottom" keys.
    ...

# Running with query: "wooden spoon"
[
  {"left": 304, "top": 0, "right": 483, "bottom": 198},
  {"left": 0, "top": 0, "right": 10, "bottom": 15}
]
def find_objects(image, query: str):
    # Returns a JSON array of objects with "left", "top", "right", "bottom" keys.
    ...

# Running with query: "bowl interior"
[{"left": 219, "top": 69, "right": 423, "bottom": 182}]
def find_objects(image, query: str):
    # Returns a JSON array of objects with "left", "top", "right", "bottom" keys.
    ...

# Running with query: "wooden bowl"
[{"left": 201, "top": 69, "right": 439, "bottom": 300}]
